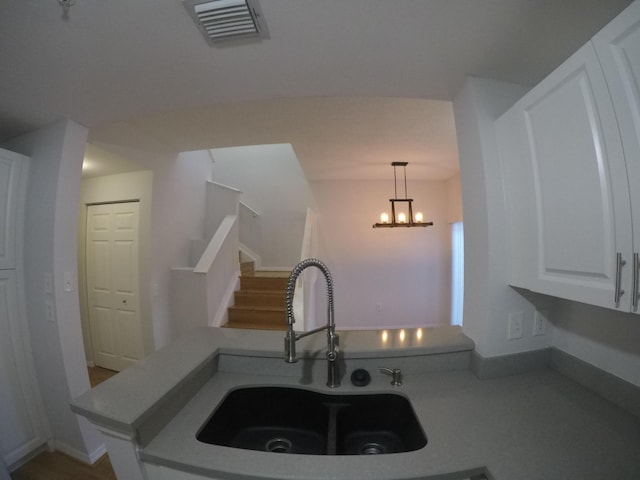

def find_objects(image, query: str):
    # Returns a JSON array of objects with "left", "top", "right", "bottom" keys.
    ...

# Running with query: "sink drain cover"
[
  {"left": 359, "top": 442, "right": 385, "bottom": 455},
  {"left": 265, "top": 437, "right": 293, "bottom": 453}
]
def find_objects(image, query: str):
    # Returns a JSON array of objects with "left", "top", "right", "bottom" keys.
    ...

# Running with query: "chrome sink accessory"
[
  {"left": 380, "top": 367, "right": 403, "bottom": 386},
  {"left": 350, "top": 368, "right": 371, "bottom": 387},
  {"left": 284, "top": 258, "right": 340, "bottom": 388}
]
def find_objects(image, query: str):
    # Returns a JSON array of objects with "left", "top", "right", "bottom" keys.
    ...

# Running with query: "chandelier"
[{"left": 373, "top": 162, "right": 433, "bottom": 228}]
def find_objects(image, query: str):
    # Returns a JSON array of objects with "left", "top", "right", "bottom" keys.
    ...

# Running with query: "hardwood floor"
[
  {"left": 10, "top": 367, "right": 119, "bottom": 480},
  {"left": 87, "top": 366, "right": 118, "bottom": 388},
  {"left": 11, "top": 451, "right": 116, "bottom": 480}
]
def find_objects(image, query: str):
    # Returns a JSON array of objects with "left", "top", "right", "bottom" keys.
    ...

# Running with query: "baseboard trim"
[
  {"left": 211, "top": 271, "right": 240, "bottom": 327},
  {"left": 550, "top": 348, "right": 640, "bottom": 419},
  {"left": 470, "top": 348, "right": 551, "bottom": 379},
  {"left": 6, "top": 443, "right": 50, "bottom": 472},
  {"left": 53, "top": 441, "right": 107, "bottom": 465}
]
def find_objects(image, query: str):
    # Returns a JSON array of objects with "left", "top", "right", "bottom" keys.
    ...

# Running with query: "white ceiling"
[{"left": 0, "top": 0, "right": 632, "bottom": 180}]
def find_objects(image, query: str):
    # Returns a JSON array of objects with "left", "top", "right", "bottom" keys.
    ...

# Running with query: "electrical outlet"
[
  {"left": 45, "top": 300, "right": 55, "bottom": 323},
  {"left": 375, "top": 304, "right": 384, "bottom": 312},
  {"left": 508, "top": 312, "right": 524, "bottom": 340},
  {"left": 63, "top": 271, "right": 73, "bottom": 292},
  {"left": 533, "top": 310, "right": 548, "bottom": 336}
]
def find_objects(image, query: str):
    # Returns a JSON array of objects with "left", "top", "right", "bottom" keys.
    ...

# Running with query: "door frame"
[{"left": 77, "top": 171, "right": 154, "bottom": 367}]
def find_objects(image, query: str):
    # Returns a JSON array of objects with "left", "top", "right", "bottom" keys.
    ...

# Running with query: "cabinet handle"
[
  {"left": 633, "top": 253, "right": 639, "bottom": 312},
  {"left": 614, "top": 252, "right": 626, "bottom": 306}
]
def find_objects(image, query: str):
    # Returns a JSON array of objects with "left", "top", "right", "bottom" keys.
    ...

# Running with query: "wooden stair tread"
[
  {"left": 223, "top": 321, "right": 287, "bottom": 331},
  {"left": 227, "top": 262, "right": 290, "bottom": 331},
  {"left": 228, "top": 305, "right": 286, "bottom": 312},
  {"left": 240, "top": 276, "right": 289, "bottom": 292},
  {"left": 236, "top": 289, "right": 285, "bottom": 295},
  {"left": 227, "top": 305, "right": 286, "bottom": 322},
  {"left": 234, "top": 289, "right": 285, "bottom": 308},
  {"left": 242, "top": 270, "right": 290, "bottom": 278}
]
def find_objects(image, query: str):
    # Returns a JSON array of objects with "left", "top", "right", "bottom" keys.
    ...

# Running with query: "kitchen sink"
[{"left": 196, "top": 386, "right": 427, "bottom": 455}]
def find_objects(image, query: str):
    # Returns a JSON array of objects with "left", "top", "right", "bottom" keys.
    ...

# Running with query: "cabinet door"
[
  {"left": 500, "top": 43, "right": 633, "bottom": 311},
  {"left": 0, "top": 271, "right": 48, "bottom": 467},
  {"left": 0, "top": 149, "right": 27, "bottom": 270},
  {"left": 594, "top": 0, "right": 640, "bottom": 313}
]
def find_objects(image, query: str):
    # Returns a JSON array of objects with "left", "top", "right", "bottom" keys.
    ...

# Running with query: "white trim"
[
  {"left": 54, "top": 440, "right": 107, "bottom": 465},
  {"left": 211, "top": 272, "right": 240, "bottom": 327},
  {"left": 94, "top": 426, "right": 135, "bottom": 441},
  {"left": 194, "top": 215, "right": 237, "bottom": 273},
  {"left": 239, "top": 200, "right": 260, "bottom": 218},
  {"left": 206, "top": 180, "right": 241, "bottom": 193},
  {"left": 238, "top": 242, "right": 262, "bottom": 270},
  {"left": 450, "top": 221, "right": 464, "bottom": 326}
]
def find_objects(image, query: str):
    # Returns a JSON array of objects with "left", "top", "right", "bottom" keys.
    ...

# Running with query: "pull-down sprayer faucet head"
[{"left": 284, "top": 258, "right": 340, "bottom": 387}]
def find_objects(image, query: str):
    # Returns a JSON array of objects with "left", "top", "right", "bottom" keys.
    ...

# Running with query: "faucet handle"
[{"left": 379, "top": 367, "right": 403, "bottom": 386}]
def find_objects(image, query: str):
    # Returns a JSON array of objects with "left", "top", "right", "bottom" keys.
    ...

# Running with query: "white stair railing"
[
  {"left": 238, "top": 200, "right": 261, "bottom": 262},
  {"left": 170, "top": 214, "right": 240, "bottom": 334}
]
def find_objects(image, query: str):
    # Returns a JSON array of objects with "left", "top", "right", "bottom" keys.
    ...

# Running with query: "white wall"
[
  {"left": 311, "top": 178, "right": 452, "bottom": 329},
  {"left": 209, "top": 144, "right": 314, "bottom": 268},
  {"left": 174, "top": 145, "right": 457, "bottom": 331},
  {"left": 90, "top": 144, "right": 212, "bottom": 348},
  {"left": 4, "top": 120, "right": 104, "bottom": 462},
  {"left": 78, "top": 170, "right": 154, "bottom": 363},
  {"left": 453, "top": 77, "right": 556, "bottom": 357}
]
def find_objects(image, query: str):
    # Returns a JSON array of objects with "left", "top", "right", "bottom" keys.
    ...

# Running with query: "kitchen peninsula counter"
[{"left": 71, "top": 327, "right": 640, "bottom": 480}]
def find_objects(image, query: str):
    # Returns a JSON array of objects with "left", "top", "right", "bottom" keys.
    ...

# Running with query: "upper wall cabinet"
[
  {"left": 496, "top": 0, "right": 640, "bottom": 314},
  {"left": 0, "top": 148, "right": 28, "bottom": 270},
  {"left": 593, "top": 0, "right": 640, "bottom": 314}
]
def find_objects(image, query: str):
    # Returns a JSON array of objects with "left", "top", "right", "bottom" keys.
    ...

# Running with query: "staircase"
[{"left": 224, "top": 262, "right": 290, "bottom": 330}]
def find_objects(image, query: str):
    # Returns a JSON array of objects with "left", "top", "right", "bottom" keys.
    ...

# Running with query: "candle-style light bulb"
[
  {"left": 415, "top": 212, "right": 423, "bottom": 223},
  {"left": 398, "top": 212, "right": 407, "bottom": 223},
  {"left": 380, "top": 212, "right": 389, "bottom": 223}
]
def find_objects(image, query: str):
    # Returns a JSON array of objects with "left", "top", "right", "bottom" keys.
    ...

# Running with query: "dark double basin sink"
[{"left": 196, "top": 386, "right": 427, "bottom": 455}]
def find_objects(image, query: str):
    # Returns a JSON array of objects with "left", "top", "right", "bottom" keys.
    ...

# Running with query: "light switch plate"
[{"left": 63, "top": 271, "right": 73, "bottom": 292}]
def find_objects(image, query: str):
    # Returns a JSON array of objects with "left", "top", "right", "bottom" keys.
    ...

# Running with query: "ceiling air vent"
[{"left": 184, "top": 0, "right": 269, "bottom": 45}]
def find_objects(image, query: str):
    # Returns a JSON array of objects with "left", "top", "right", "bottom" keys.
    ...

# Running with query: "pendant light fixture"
[{"left": 373, "top": 162, "right": 433, "bottom": 228}]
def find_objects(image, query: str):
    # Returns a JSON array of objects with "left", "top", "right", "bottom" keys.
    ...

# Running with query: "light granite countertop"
[{"left": 72, "top": 327, "right": 640, "bottom": 480}]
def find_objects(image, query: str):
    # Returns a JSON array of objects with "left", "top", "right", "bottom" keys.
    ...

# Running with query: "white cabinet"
[
  {"left": 0, "top": 148, "right": 49, "bottom": 468},
  {"left": 0, "top": 149, "right": 26, "bottom": 270},
  {"left": 497, "top": 0, "right": 640, "bottom": 313},
  {"left": 593, "top": 0, "right": 640, "bottom": 313},
  {"left": 0, "top": 271, "right": 48, "bottom": 466}
]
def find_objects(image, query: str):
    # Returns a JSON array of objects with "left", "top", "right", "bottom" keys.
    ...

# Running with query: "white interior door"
[{"left": 86, "top": 202, "right": 142, "bottom": 371}]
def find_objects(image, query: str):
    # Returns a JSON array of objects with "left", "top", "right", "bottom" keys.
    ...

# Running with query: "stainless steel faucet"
[{"left": 284, "top": 258, "right": 340, "bottom": 388}]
